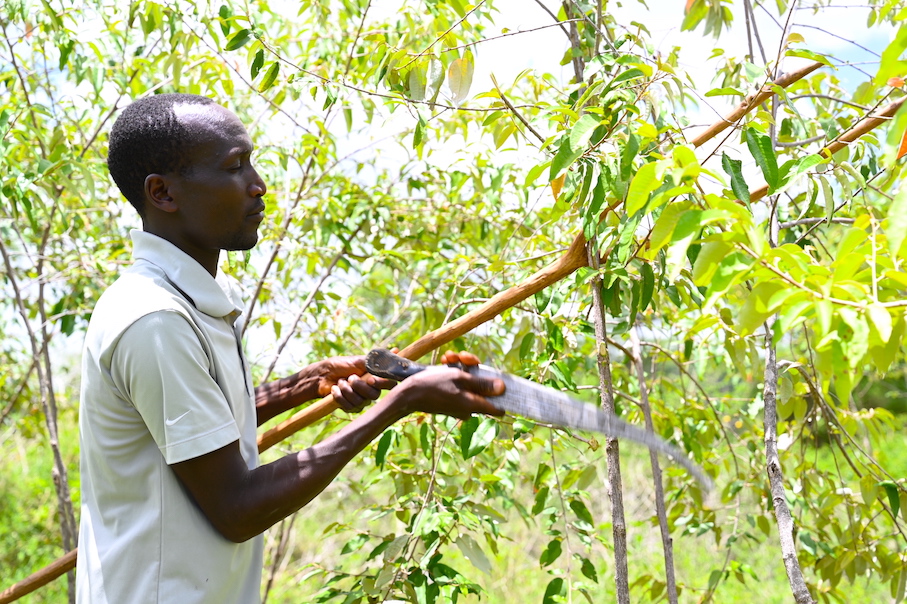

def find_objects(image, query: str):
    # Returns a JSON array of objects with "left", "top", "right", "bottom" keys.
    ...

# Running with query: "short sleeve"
[{"left": 110, "top": 311, "right": 241, "bottom": 464}]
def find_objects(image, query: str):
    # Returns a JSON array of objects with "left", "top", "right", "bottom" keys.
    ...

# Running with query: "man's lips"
[{"left": 247, "top": 203, "right": 266, "bottom": 220}]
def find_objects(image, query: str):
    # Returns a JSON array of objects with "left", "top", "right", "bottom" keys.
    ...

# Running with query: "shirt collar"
[{"left": 131, "top": 230, "right": 243, "bottom": 319}]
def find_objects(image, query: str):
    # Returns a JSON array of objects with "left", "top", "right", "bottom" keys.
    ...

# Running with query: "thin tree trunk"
[
  {"left": 629, "top": 326, "right": 677, "bottom": 604},
  {"left": 763, "top": 193, "right": 814, "bottom": 603},
  {"left": 0, "top": 236, "right": 77, "bottom": 603},
  {"left": 588, "top": 241, "right": 631, "bottom": 604},
  {"left": 762, "top": 316, "right": 815, "bottom": 604}
]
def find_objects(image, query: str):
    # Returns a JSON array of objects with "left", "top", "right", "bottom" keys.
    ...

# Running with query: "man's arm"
[
  {"left": 172, "top": 363, "right": 504, "bottom": 543},
  {"left": 254, "top": 356, "right": 392, "bottom": 425}
]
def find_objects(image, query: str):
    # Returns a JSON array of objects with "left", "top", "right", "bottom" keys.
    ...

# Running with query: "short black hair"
[{"left": 107, "top": 93, "right": 217, "bottom": 216}]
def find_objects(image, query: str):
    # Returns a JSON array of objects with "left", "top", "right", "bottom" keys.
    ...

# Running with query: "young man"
[{"left": 76, "top": 93, "right": 504, "bottom": 603}]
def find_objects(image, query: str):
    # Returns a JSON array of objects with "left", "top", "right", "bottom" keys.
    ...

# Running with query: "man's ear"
[{"left": 144, "top": 174, "right": 178, "bottom": 213}]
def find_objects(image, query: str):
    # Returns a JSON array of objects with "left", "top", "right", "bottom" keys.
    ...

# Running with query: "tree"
[{"left": 1, "top": 0, "right": 906, "bottom": 602}]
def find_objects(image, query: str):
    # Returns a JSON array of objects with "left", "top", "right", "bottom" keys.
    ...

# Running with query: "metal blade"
[
  {"left": 468, "top": 364, "right": 712, "bottom": 490},
  {"left": 365, "top": 348, "right": 712, "bottom": 490}
]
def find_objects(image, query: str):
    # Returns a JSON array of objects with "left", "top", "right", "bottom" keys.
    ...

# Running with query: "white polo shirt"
[{"left": 77, "top": 230, "right": 263, "bottom": 603}]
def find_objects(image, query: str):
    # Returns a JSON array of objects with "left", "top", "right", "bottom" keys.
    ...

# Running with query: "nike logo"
[{"left": 165, "top": 410, "right": 191, "bottom": 426}]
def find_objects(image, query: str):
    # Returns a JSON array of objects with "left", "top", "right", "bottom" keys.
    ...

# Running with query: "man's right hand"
[{"left": 390, "top": 365, "right": 505, "bottom": 420}]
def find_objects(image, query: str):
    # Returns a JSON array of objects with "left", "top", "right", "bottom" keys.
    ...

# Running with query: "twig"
[
  {"left": 790, "top": 94, "right": 870, "bottom": 111},
  {"left": 491, "top": 75, "right": 547, "bottom": 145},
  {"left": 441, "top": 20, "right": 583, "bottom": 53}
]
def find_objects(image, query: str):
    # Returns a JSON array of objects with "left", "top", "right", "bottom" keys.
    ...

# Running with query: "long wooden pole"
[
  {"left": 0, "top": 58, "right": 831, "bottom": 604},
  {"left": 690, "top": 61, "right": 823, "bottom": 148},
  {"left": 256, "top": 231, "right": 589, "bottom": 452},
  {"left": 748, "top": 95, "right": 907, "bottom": 201}
]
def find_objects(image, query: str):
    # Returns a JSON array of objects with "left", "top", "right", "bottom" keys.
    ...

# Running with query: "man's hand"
[
  {"left": 390, "top": 350, "right": 505, "bottom": 420},
  {"left": 317, "top": 356, "right": 396, "bottom": 413}
]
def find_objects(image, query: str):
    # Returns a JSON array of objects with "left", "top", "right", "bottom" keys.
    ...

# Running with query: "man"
[{"left": 76, "top": 93, "right": 504, "bottom": 603}]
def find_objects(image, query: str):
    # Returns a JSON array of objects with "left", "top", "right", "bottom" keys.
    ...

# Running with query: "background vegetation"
[{"left": 1, "top": 0, "right": 906, "bottom": 602}]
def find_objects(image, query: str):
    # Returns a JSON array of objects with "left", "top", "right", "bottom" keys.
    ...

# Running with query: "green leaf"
[
  {"left": 448, "top": 52, "right": 474, "bottom": 104},
  {"left": 532, "top": 486, "right": 550, "bottom": 515},
  {"left": 737, "top": 281, "right": 786, "bottom": 336},
  {"left": 612, "top": 67, "right": 645, "bottom": 85},
  {"left": 639, "top": 262, "right": 655, "bottom": 312},
  {"left": 549, "top": 115, "right": 601, "bottom": 181},
  {"left": 785, "top": 48, "right": 833, "bottom": 67},
  {"left": 413, "top": 115, "right": 426, "bottom": 149},
  {"left": 250, "top": 49, "right": 264, "bottom": 79},
  {"left": 625, "top": 161, "right": 660, "bottom": 216},
  {"left": 455, "top": 534, "right": 491, "bottom": 575},
  {"left": 225, "top": 28, "right": 252, "bottom": 51},
  {"left": 408, "top": 63, "right": 427, "bottom": 101},
  {"left": 543, "top": 578, "right": 566, "bottom": 604},
  {"left": 549, "top": 137, "right": 583, "bottom": 181},
  {"left": 460, "top": 416, "right": 497, "bottom": 458},
  {"left": 705, "top": 87, "right": 744, "bottom": 97},
  {"left": 888, "top": 183, "right": 907, "bottom": 258},
  {"left": 647, "top": 201, "right": 691, "bottom": 257},
  {"left": 569, "top": 114, "right": 601, "bottom": 151},
  {"left": 692, "top": 240, "right": 731, "bottom": 286},
  {"left": 579, "top": 555, "right": 599, "bottom": 583},
  {"left": 258, "top": 62, "right": 279, "bottom": 92},
  {"left": 426, "top": 56, "right": 444, "bottom": 107},
  {"left": 860, "top": 475, "right": 878, "bottom": 507},
  {"left": 375, "top": 430, "right": 393, "bottom": 468},
  {"left": 540, "top": 539, "right": 562, "bottom": 566},
  {"left": 721, "top": 152, "right": 750, "bottom": 203},
  {"left": 745, "top": 128, "right": 779, "bottom": 191},
  {"left": 569, "top": 499, "right": 594, "bottom": 530},
  {"left": 879, "top": 481, "right": 900, "bottom": 516},
  {"left": 867, "top": 303, "right": 893, "bottom": 343}
]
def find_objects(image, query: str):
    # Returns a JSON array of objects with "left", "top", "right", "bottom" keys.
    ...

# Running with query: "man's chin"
[{"left": 224, "top": 234, "right": 259, "bottom": 252}]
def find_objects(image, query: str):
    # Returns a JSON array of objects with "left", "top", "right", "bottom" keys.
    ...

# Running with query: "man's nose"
[{"left": 249, "top": 169, "right": 267, "bottom": 197}]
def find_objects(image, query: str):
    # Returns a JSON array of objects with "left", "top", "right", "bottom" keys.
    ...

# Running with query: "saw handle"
[{"left": 365, "top": 349, "right": 430, "bottom": 380}]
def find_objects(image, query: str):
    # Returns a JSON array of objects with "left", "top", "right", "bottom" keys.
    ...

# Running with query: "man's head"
[
  {"left": 107, "top": 93, "right": 218, "bottom": 216},
  {"left": 108, "top": 94, "right": 267, "bottom": 274}
]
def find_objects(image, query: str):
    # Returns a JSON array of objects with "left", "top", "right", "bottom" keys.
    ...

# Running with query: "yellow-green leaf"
[{"left": 448, "top": 52, "right": 474, "bottom": 104}]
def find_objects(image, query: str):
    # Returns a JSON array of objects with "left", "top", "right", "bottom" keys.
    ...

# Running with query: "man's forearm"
[
  {"left": 192, "top": 393, "right": 410, "bottom": 542},
  {"left": 255, "top": 363, "right": 326, "bottom": 425}
]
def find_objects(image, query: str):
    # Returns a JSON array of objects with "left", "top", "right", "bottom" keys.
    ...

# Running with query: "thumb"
[{"left": 465, "top": 374, "right": 505, "bottom": 397}]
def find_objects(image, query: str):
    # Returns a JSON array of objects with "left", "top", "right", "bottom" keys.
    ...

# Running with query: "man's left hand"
[{"left": 318, "top": 356, "right": 395, "bottom": 413}]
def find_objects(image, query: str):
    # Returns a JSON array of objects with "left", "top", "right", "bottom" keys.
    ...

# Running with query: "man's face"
[{"left": 165, "top": 104, "right": 267, "bottom": 256}]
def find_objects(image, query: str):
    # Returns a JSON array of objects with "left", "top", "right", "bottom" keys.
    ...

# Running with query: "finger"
[
  {"left": 460, "top": 373, "right": 505, "bottom": 397},
  {"left": 332, "top": 381, "right": 366, "bottom": 413},
  {"left": 457, "top": 351, "right": 480, "bottom": 366},
  {"left": 440, "top": 350, "right": 480, "bottom": 366},
  {"left": 467, "top": 393, "right": 506, "bottom": 417},
  {"left": 347, "top": 374, "right": 382, "bottom": 401},
  {"left": 365, "top": 374, "right": 397, "bottom": 390}
]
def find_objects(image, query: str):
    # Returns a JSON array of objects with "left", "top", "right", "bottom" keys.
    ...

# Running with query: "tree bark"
[
  {"left": 630, "top": 326, "right": 677, "bottom": 604},
  {"left": 762, "top": 316, "right": 816, "bottom": 604},
  {"left": 589, "top": 241, "right": 631, "bottom": 604}
]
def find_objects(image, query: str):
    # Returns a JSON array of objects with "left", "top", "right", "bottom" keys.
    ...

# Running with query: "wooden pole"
[
  {"left": 0, "top": 549, "right": 77, "bottom": 604},
  {"left": 690, "top": 61, "right": 824, "bottom": 148},
  {"left": 748, "top": 95, "right": 907, "bottom": 202},
  {"left": 0, "top": 55, "right": 832, "bottom": 604},
  {"left": 256, "top": 231, "right": 589, "bottom": 452}
]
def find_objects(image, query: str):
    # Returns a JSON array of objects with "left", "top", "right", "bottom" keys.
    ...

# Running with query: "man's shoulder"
[{"left": 87, "top": 261, "right": 195, "bottom": 347}]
